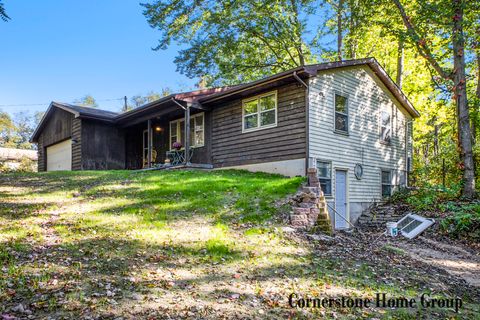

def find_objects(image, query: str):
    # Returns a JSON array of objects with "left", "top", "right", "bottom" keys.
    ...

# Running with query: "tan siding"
[
  {"left": 308, "top": 66, "right": 413, "bottom": 202},
  {"left": 211, "top": 83, "right": 306, "bottom": 168}
]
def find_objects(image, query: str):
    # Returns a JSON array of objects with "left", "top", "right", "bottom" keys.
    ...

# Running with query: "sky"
[{"left": 0, "top": 0, "right": 197, "bottom": 116}]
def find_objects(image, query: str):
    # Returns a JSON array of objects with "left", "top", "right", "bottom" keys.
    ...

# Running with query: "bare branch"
[{"left": 391, "top": 0, "right": 453, "bottom": 80}]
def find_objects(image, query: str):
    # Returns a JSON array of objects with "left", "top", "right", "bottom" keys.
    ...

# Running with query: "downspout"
[{"left": 293, "top": 71, "right": 309, "bottom": 176}]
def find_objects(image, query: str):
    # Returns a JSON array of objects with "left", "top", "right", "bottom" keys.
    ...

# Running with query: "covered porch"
[{"left": 117, "top": 96, "right": 212, "bottom": 170}]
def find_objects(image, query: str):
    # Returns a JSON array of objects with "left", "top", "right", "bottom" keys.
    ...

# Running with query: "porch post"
[
  {"left": 184, "top": 105, "right": 191, "bottom": 165},
  {"left": 147, "top": 119, "right": 152, "bottom": 168}
]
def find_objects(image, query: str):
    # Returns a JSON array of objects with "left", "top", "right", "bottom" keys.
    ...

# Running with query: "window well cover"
[{"left": 396, "top": 213, "right": 435, "bottom": 239}]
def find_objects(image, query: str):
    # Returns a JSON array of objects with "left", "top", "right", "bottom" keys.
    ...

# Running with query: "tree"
[
  {"left": 390, "top": 0, "right": 476, "bottom": 197},
  {"left": 74, "top": 95, "right": 98, "bottom": 108},
  {"left": 13, "top": 112, "right": 35, "bottom": 149},
  {"left": 0, "top": 111, "right": 15, "bottom": 147},
  {"left": 142, "top": 0, "right": 314, "bottom": 86},
  {"left": 122, "top": 90, "right": 170, "bottom": 112},
  {"left": 0, "top": 0, "right": 9, "bottom": 22}
]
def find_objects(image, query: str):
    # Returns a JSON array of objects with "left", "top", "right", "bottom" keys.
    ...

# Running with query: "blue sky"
[{"left": 0, "top": 0, "right": 197, "bottom": 115}]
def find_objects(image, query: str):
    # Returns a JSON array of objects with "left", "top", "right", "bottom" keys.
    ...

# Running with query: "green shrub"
[
  {"left": 390, "top": 183, "right": 461, "bottom": 211},
  {"left": 440, "top": 203, "right": 480, "bottom": 240}
]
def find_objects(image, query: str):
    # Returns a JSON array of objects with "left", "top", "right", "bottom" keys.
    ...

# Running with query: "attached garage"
[
  {"left": 46, "top": 139, "right": 72, "bottom": 171},
  {"left": 30, "top": 102, "right": 120, "bottom": 172}
]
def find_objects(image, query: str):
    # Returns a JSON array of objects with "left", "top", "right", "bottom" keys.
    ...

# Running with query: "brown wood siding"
[
  {"left": 36, "top": 108, "right": 74, "bottom": 172},
  {"left": 71, "top": 118, "right": 82, "bottom": 170},
  {"left": 211, "top": 83, "right": 306, "bottom": 167},
  {"left": 37, "top": 139, "right": 45, "bottom": 171},
  {"left": 81, "top": 120, "right": 125, "bottom": 170}
]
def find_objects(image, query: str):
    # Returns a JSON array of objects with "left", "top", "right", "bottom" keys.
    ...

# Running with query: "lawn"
[{"left": 0, "top": 170, "right": 479, "bottom": 319}]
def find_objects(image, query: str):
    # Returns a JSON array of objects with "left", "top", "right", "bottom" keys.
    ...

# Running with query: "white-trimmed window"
[
  {"left": 380, "top": 109, "right": 391, "bottom": 143},
  {"left": 317, "top": 160, "right": 332, "bottom": 196},
  {"left": 242, "top": 91, "right": 277, "bottom": 132},
  {"left": 334, "top": 94, "right": 348, "bottom": 133},
  {"left": 396, "top": 214, "right": 435, "bottom": 239},
  {"left": 169, "top": 113, "right": 204, "bottom": 150},
  {"left": 381, "top": 170, "right": 392, "bottom": 197}
]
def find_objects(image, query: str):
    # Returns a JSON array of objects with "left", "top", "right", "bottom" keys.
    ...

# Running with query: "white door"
[
  {"left": 47, "top": 139, "right": 72, "bottom": 171},
  {"left": 335, "top": 170, "right": 348, "bottom": 229}
]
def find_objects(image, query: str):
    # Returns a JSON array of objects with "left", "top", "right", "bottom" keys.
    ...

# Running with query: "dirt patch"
[{"left": 394, "top": 236, "right": 480, "bottom": 288}]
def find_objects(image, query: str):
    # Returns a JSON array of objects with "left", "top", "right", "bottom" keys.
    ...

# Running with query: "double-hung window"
[
  {"left": 334, "top": 94, "right": 348, "bottom": 133},
  {"left": 169, "top": 113, "right": 204, "bottom": 150},
  {"left": 381, "top": 109, "right": 392, "bottom": 143},
  {"left": 381, "top": 170, "right": 392, "bottom": 197},
  {"left": 317, "top": 161, "right": 332, "bottom": 196},
  {"left": 242, "top": 91, "right": 277, "bottom": 132}
]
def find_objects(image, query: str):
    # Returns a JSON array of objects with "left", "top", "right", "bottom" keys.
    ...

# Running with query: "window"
[
  {"left": 242, "top": 91, "right": 277, "bottom": 132},
  {"left": 380, "top": 110, "right": 391, "bottom": 143},
  {"left": 334, "top": 94, "right": 348, "bottom": 133},
  {"left": 396, "top": 213, "right": 435, "bottom": 239},
  {"left": 169, "top": 113, "right": 204, "bottom": 150},
  {"left": 317, "top": 161, "right": 332, "bottom": 196},
  {"left": 381, "top": 170, "right": 392, "bottom": 197}
]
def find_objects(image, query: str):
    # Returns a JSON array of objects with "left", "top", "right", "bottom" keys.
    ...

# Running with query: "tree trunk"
[
  {"left": 396, "top": 39, "right": 404, "bottom": 88},
  {"left": 473, "top": 53, "right": 480, "bottom": 144},
  {"left": 452, "top": 0, "right": 475, "bottom": 197},
  {"left": 348, "top": 0, "right": 357, "bottom": 59},
  {"left": 337, "top": 0, "right": 344, "bottom": 61}
]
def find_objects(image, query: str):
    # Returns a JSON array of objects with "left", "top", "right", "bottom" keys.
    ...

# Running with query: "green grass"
[{"left": 0, "top": 169, "right": 478, "bottom": 319}]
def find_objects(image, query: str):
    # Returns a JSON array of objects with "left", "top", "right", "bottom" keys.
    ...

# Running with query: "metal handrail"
[{"left": 326, "top": 203, "right": 365, "bottom": 236}]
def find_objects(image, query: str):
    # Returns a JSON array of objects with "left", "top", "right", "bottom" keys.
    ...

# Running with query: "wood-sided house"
[{"left": 30, "top": 58, "right": 420, "bottom": 228}]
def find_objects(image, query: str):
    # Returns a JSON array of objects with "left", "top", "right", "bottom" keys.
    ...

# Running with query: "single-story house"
[
  {"left": 30, "top": 57, "right": 420, "bottom": 228},
  {"left": 0, "top": 147, "right": 37, "bottom": 171}
]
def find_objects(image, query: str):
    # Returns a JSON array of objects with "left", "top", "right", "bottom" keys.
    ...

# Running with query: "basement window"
[
  {"left": 381, "top": 170, "right": 392, "bottom": 197},
  {"left": 317, "top": 160, "right": 332, "bottom": 196},
  {"left": 396, "top": 213, "right": 435, "bottom": 239}
]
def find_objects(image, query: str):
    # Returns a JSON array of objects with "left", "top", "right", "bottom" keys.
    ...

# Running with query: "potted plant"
[{"left": 172, "top": 142, "right": 182, "bottom": 151}]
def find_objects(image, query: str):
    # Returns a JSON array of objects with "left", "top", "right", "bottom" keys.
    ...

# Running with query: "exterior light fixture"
[{"left": 155, "top": 126, "right": 162, "bottom": 132}]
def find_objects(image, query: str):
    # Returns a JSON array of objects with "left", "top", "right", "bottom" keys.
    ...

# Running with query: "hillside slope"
[{"left": 0, "top": 170, "right": 479, "bottom": 319}]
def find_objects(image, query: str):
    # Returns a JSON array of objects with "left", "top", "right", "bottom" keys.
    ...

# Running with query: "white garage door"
[{"left": 47, "top": 139, "right": 72, "bottom": 171}]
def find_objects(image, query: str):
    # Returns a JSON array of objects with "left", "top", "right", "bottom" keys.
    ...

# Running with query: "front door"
[{"left": 335, "top": 170, "right": 348, "bottom": 229}]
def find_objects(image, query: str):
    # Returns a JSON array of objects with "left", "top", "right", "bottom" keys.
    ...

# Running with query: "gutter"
[{"left": 199, "top": 68, "right": 306, "bottom": 104}]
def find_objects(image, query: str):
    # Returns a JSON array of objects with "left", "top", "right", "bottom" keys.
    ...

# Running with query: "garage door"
[{"left": 47, "top": 139, "right": 72, "bottom": 171}]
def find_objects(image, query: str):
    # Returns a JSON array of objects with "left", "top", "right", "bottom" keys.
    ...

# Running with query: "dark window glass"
[
  {"left": 381, "top": 170, "right": 392, "bottom": 197},
  {"left": 381, "top": 110, "right": 391, "bottom": 142},
  {"left": 334, "top": 94, "right": 348, "bottom": 133},
  {"left": 317, "top": 161, "right": 332, "bottom": 196}
]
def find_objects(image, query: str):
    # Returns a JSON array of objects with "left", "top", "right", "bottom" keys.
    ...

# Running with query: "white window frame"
[
  {"left": 334, "top": 93, "right": 349, "bottom": 134},
  {"left": 169, "top": 112, "right": 205, "bottom": 150},
  {"left": 396, "top": 213, "right": 435, "bottom": 239},
  {"left": 380, "top": 108, "right": 392, "bottom": 143},
  {"left": 242, "top": 91, "right": 277, "bottom": 133}
]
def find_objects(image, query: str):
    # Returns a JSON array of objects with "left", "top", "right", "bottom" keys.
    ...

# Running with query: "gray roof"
[
  {"left": 51, "top": 102, "right": 118, "bottom": 120},
  {"left": 30, "top": 102, "right": 118, "bottom": 142}
]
